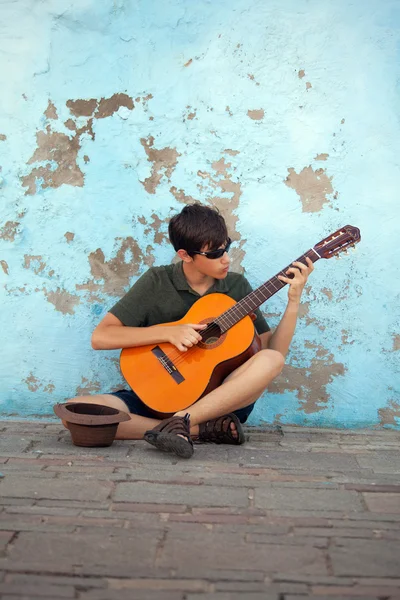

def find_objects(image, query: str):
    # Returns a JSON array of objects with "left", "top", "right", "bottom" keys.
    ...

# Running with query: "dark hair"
[{"left": 168, "top": 203, "right": 228, "bottom": 254}]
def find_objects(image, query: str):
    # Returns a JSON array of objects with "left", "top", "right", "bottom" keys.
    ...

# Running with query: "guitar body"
[{"left": 120, "top": 293, "right": 261, "bottom": 415}]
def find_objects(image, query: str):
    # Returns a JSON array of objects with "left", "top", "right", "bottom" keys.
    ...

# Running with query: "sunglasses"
[{"left": 190, "top": 238, "right": 232, "bottom": 260}]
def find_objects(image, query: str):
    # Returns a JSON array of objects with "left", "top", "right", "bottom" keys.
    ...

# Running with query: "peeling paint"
[
  {"left": 284, "top": 166, "right": 334, "bottom": 212},
  {"left": 0, "top": 260, "right": 9, "bottom": 275},
  {"left": 269, "top": 353, "right": 346, "bottom": 413},
  {"left": 170, "top": 186, "right": 196, "bottom": 204},
  {"left": 95, "top": 93, "right": 134, "bottom": 119},
  {"left": 44, "top": 100, "right": 58, "bottom": 120},
  {"left": 64, "top": 232, "right": 75, "bottom": 243},
  {"left": 321, "top": 287, "right": 333, "bottom": 300},
  {"left": 315, "top": 153, "right": 329, "bottom": 161},
  {"left": 298, "top": 69, "right": 305, "bottom": 79},
  {"left": 24, "top": 255, "right": 46, "bottom": 274},
  {"left": 378, "top": 400, "right": 400, "bottom": 426},
  {"left": 88, "top": 236, "right": 144, "bottom": 295},
  {"left": 140, "top": 136, "right": 180, "bottom": 194},
  {"left": 75, "top": 377, "right": 101, "bottom": 396},
  {"left": 0, "top": 221, "right": 19, "bottom": 241},
  {"left": 0, "top": 134, "right": 7, "bottom": 141},
  {"left": 45, "top": 288, "right": 80, "bottom": 314},
  {"left": 247, "top": 109, "right": 264, "bottom": 120},
  {"left": 306, "top": 82, "right": 312, "bottom": 90},
  {"left": 21, "top": 128, "right": 85, "bottom": 194},
  {"left": 393, "top": 335, "right": 400, "bottom": 351},
  {"left": 24, "top": 373, "right": 41, "bottom": 392}
]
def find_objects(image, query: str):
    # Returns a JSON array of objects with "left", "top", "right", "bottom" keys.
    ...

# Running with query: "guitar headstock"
[{"left": 314, "top": 225, "right": 361, "bottom": 259}]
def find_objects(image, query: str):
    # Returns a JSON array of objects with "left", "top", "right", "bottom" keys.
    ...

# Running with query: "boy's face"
[{"left": 191, "top": 239, "right": 231, "bottom": 279}]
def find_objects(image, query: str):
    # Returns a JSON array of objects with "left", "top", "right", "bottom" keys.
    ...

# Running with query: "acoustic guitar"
[{"left": 120, "top": 225, "right": 361, "bottom": 414}]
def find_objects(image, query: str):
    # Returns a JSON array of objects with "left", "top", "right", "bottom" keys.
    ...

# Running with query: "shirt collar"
[{"left": 172, "top": 261, "right": 230, "bottom": 294}]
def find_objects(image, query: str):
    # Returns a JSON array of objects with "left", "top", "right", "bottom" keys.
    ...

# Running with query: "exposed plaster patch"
[
  {"left": 0, "top": 260, "right": 9, "bottom": 275},
  {"left": 83, "top": 155, "right": 90, "bottom": 163},
  {"left": 247, "top": 73, "right": 260, "bottom": 86},
  {"left": 140, "top": 136, "right": 180, "bottom": 194},
  {"left": 298, "top": 301, "right": 325, "bottom": 330},
  {"left": 315, "top": 153, "right": 329, "bottom": 161},
  {"left": 95, "top": 93, "right": 134, "bottom": 119},
  {"left": 225, "top": 106, "right": 233, "bottom": 116},
  {"left": 306, "top": 82, "right": 312, "bottom": 90},
  {"left": 24, "top": 255, "right": 46, "bottom": 274},
  {"left": 341, "top": 329, "right": 355, "bottom": 346},
  {"left": 66, "top": 98, "right": 98, "bottom": 117},
  {"left": 321, "top": 287, "right": 333, "bottom": 300},
  {"left": 88, "top": 236, "right": 144, "bottom": 296},
  {"left": 284, "top": 166, "right": 334, "bottom": 212},
  {"left": 224, "top": 149, "right": 240, "bottom": 156},
  {"left": 64, "top": 232, "right": 75, "bottom": 243},
  {"left": 45, "top": 288, "right": 80, "bottom": 314},
  {"left": 0, "top": 221, "right": 19, "bottom": 241},
  {"left": 21, "top": 129, "right": 85, "bottom": 194},
  {"left": 170, "top": 186, "right": 196, "bottom": 204},
  {"left": 378, "top": 400, "right": 400, "bottom": 426},
  {"left": 298, "top": 69, "right": 305, "bottom": 79},
  {"left": 144, "top": 245, "right": 155, "bottom": 267},
  {"left": 392, "top": 335, "right": 400, "bottom": 351},
  {"left": 143, "top": 212, "right": 169, "bottom": 244},
  {"left": 269, "top": 353, "right": 346, "bottom": 413},
  {"left": 0, "top": 134, "right": 7, "bottom": 141},
  {"left": 76, "top": 282, "right": 101, "bottom": 292},
  {"left": 64, "top": 119, "right": 76, "bottom": 131},
  {"left": 44, "top": 100, "right": 58, "bottom": 120},
  {"left": 247, "top": 109, "right": 264, "bottom": 121},
  {"left": 23, "top": 373, "right": 41, "bottom": 392},
  {"left": 184, "top": 58, "right": 193, "bottom": 67},
  {"left": 75, "top": 377, "right": 101, "bottom": 396}
]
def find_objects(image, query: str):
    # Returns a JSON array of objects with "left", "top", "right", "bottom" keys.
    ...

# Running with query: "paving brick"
[
  {"left": 344, "top": 483, "right": 400, "bottom": 492},
  {"left": 356, "top": 452, "right": 400, "bottom": 473},
  {"left": 0, "top": 582, "right": 75, "bottom": 597},
  {"left": 312, "top": 584, "right": 400, "bottom": 596},
  {"left": 1, "top": 531, "right": 159, "bottom": 576},
  {"left": 78, "top": 591, "right": 185, "bottom": 600},
  {"left": 330, "top": 538, "right": 400, "bottom": 576},
  {"left": 0, "top": 435, "right": 32, "bottom": 453},
  {"left": 363, "top": 492, "right": 400, "bottom": 513},
  {"left": 158, "top": 534, "right": 327, "bottom": 575},
  {"left": 114, "top": 481, "right": 249, "bottom": 506},
  {"left": 0, "top": 476, "right": 113, "bottom": 502},
  {"left": 111, "top": 502, "right": 187, "bottom": 513},
  {"left": 255, "top": 487, "right": 364, "bottom": 512}
]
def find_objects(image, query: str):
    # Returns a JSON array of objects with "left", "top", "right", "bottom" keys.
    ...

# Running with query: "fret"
[{"left": 216, "top": 249, "right": 322, "bottom": 333}]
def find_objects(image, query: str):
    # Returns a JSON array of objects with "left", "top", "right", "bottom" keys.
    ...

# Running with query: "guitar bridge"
[{"left": 151, "top": 346, "right": 185, "bottom": 384}]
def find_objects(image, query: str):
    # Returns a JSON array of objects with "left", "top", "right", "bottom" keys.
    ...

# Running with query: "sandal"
[
  {"left": 143, "top": 413, "right": 194, "bottom": 459},
  {"left": 198, "top": 413, "right": 245, "bottom": 445}
]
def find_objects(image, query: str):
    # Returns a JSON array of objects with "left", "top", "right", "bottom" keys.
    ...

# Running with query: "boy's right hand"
[{"left": 166, "top": 323, "right": 207, "bottom": 352}]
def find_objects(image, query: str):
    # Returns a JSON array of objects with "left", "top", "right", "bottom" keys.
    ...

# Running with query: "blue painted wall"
[{"left": 1, "top": 0, "right": 399, "bottom": 427}]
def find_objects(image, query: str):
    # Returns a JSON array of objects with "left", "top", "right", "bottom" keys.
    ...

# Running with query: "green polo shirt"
[{"left": 109, "top": 261, "right": 270, "bottom": 334}]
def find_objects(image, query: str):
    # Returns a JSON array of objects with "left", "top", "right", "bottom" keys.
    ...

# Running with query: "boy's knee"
[{"left": 258, "top": 349, "right": 285, "bottom": 374}]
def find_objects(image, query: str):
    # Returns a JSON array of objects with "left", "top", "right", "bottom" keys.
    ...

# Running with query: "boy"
[{"left": 66, "top": 204, "right": 314, "bottom": 458}]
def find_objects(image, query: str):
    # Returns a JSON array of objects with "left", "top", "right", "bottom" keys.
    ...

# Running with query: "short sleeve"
[
  {"left": 108, "top": 270, "right": 155, "bottom": 327},
  {"left": 240, "top": 276, "right": 270, "bottom": 335}
]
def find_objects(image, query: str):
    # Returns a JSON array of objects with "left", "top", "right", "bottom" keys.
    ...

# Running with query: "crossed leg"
[{"left": 64, "top": 349, "right": 284, "bottom": 440}]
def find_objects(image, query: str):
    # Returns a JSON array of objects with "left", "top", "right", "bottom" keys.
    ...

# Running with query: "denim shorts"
[{"left": 111, "top": 389, "right": 255, "bottom": 424}]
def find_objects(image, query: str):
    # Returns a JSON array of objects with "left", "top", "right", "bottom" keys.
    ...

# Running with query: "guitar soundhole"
[{"left": 198, "top": 321, "right": 226, "bottom": 349}]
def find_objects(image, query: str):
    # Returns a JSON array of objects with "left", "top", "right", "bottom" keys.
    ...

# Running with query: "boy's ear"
[{"left": 177, "top": 249, "right": 193, "bottom": 262}]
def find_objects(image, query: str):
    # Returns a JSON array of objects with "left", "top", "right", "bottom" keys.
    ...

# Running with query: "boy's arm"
[
  {"left": 91, "top": 313, "right": 206, "bottom": 352},
  {"left": 259, "top": 257, "right": 314, "bottom": 357}
]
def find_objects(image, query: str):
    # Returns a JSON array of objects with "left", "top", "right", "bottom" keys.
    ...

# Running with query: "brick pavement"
[{"left": 0, "top": 420, "right": 399, "bottom": 599}]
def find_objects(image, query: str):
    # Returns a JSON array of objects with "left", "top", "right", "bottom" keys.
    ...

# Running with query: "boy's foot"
[
  {"left": 198, "top": 413, "right": 245, "bottom": 445},
  {"left": 144, "top": 413, "right": 194, "bottom": 459}
]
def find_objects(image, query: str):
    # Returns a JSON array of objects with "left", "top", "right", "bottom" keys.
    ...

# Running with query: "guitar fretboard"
[{"left": 215, "top": 249, "right": 320, "bottom": 333}]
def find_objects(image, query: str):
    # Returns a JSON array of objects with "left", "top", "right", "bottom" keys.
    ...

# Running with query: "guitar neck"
[{"left": 215, "top": 249, "right": 321, "bottom": 333}]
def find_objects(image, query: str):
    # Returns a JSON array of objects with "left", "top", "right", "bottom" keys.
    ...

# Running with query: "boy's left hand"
[{"left": 277, "top": 256, "right": 314, "bottom": 304}]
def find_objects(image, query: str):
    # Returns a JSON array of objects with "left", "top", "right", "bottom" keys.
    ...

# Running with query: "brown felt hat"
[{"left": 53, "top": 402, "right": 131, "bottom": 447}]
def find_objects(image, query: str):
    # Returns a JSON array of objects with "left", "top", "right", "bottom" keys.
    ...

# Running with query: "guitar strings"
[{"left": 161, "top": 248, "right": 317, "bottom": 369}]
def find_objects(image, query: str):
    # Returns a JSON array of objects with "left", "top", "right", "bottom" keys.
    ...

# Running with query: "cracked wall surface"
[{"left": 0, "top": 0, "right": 399, "bottom": 428}]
